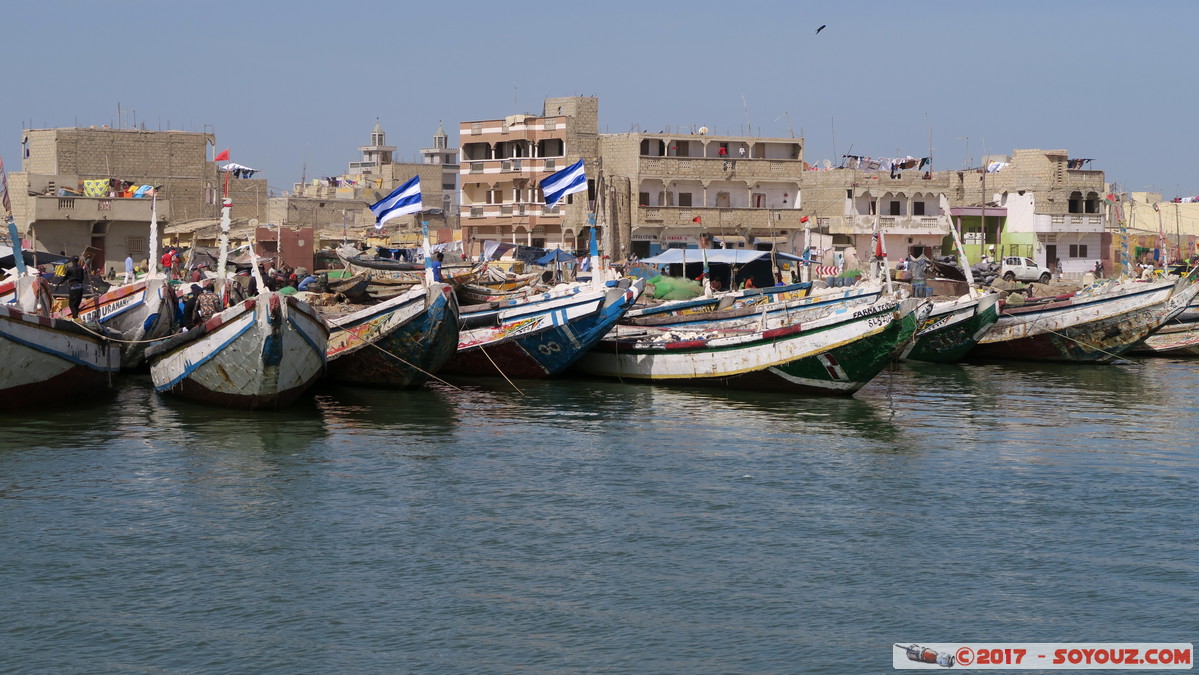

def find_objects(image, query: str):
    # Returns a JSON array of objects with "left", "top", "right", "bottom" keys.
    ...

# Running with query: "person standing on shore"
[{"left": 124, "top": 254, "right": 135, "bottom": 284}]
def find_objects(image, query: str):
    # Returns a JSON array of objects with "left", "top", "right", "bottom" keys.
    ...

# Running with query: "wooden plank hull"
[
  {"left": 67, "top": 277, "right": 178, "bottom": 369},
  {"left": 147, "top": 292, "right": 329, "bottom": 409},
  {"left": 444, "top": 279, "right": 644, "bottom": 378},
  {"left": 969, "top": 278, "right": 1199, "bottom": 363},
  {"left": 0, "top": 304, "right": 121, "bottom": 409},
  {"left": 324, "top": 283, "right": 460, "bottom": 387},
  {"left": 626, "top": 282, "right": 882, "bottom": 329},
  {"left": 901, "top": 293, "right": 1001, "bottom": 363},
  {"left": 624, "top": 281, "right": 818, "bottom": 326},
  {"left": 1129, "top": 319, "right": 1199, "bottom": 355},
  {"left": 576, "top": 297, "right": 929, "bottom": 395}
]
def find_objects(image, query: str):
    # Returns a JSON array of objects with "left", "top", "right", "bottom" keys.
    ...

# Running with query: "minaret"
[{"left": 352, "top": 118, "right": 396, "bottom": 174}]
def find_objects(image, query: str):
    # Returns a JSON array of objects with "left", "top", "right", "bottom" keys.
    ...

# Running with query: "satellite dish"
[
  {"left": 822, "top": 159, "right": 832, "bottom": 169},
  {"left": 249, "top": 218, "right": 260, "bottom": 227},
  {"left": 697, "top": 126, "right": 709, "bottom": 135}
]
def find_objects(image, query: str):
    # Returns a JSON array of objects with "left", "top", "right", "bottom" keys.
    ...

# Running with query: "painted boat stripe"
[{"left": 156, "top": 318, "right": 257, "bottom": 391}]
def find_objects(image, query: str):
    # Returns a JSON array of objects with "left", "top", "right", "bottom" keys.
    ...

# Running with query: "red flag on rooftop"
[
  {"left": 692, "top": 216, "right": 702, "bottom": 223},
  {"left": 214, "top": 148, "right": 230, "bottom": 162},
  {"left": 800, "top": 215, "right": 810, "bottom": 223}
]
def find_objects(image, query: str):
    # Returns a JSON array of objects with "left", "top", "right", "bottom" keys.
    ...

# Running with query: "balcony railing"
[{"left": 34, "top": 195, "right": 171, "bottom": 222}]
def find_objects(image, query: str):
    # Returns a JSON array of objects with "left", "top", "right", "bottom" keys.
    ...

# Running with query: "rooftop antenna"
[
  {"left": 954, "top": 137, "right": 971, "bottom": 168},
  {"left": 831, "top": 117, "right": 837, "bottom": 165},
  {"left": 774, "top": 112, "right": 795, "bottom": 138},
  {"left": 925, "top": 112, "right": 934, "bottom": 172},
  {"left": 741, "top": 93, "right": 751, "bottom": 136}
]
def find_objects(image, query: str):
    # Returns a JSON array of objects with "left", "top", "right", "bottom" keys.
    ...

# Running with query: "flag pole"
[
  {"left": 422, "top": 218, "right": 434, "bottom": 285},
  {"left": 0, "top": 156, "right": 25, "bottom": 277},
  {"left": 216, "top": 197, "right": 231, "bottom": 297},
  {"left": 588, "top": 213, "right": 601, "bottom": 290},
  {"left": 148, "top": 192, "right": 159, "bottom": 279}
]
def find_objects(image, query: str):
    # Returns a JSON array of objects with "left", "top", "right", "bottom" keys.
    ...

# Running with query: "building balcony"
[
  {"left": 461, "top": 157, "right": 564, "bottom": 175},
  {"left": 32, "top": 195, "right": 172, "bottom": 223},
  {"left": 636, "top": 157, "right": 805, "bottom": 180},
  {"left": 1036, "top": 213, "right": 1104, "bottom": 233},
  {"left": 845, "top": 214, "right": 951, "bottom": 235},
  {"left": 463, "top": 203, "right": 562, "bottom": 221},
  {"left": 637, "top": 205, "right": 809, "bottom": 230}
]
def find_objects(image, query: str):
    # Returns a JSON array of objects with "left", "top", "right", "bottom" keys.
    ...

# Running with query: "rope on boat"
[
  {"left": 349, "top": 331, "right": 463, "bottom": 392},
  {"left": 1000, "top": 308, "right": 1125, "bottom": 361},
  {"left": 478, "top": 345, "right": 525, "bottom": 396},
  {"left": 61, "top": 319, "right": 150, "bottom": 344}
]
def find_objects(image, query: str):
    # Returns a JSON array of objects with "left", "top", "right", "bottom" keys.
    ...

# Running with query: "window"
[
  {"left": 752, "top": 193, "right": 765, "bottom": 208},
  {"left": 913, "top": 201, "right": 926, "bottom": 216},
  {"left": 678, "top": 193, "right": 693, "bottom": 207},
  {"left": 639, "top": 192, "right": 650, "bottom": 206},
  {"left": 889, "top": 201, "right": 901, "bottom": 216},
  {"left": 127, "top": 237, "right": 145, "bottom": 254},
  {"left": 1069, "top": 244, "right": 1088, "bottom": 258}
]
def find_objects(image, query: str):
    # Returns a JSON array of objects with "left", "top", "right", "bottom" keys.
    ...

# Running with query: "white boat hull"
[{"left": 147, "top": 292, "right": 328, "bottom": 408}]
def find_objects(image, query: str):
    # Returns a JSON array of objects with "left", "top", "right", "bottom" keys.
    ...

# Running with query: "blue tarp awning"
[
  {"left": 536, "top": 248, "right": 575, "bottom": 265},
  {"left": 640, "top": 248, "right": 801, "bottom": 265}
]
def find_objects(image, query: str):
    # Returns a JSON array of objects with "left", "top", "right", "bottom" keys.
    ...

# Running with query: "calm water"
[{"left": 1, "top": 359, "right": 1196, "bottom": 674}]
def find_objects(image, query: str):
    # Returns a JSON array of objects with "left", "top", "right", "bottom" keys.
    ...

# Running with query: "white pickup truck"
[{"left": 1000, "top": 256, "right": 1053, "bottom": 284}]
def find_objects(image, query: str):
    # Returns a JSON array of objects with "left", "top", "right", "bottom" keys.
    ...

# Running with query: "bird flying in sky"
[{"left": 816, "top": 24, "right": 827, "bottom": 34}]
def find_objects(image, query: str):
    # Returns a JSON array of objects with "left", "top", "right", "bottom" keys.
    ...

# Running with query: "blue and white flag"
[
  {"left": 370, "top": 176, "right": 422, "bottom": 228},
  {"left": 540, "top": 158, "right": 587, "bottom": 207}
]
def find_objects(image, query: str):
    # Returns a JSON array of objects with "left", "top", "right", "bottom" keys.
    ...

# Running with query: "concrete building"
[
  {"left": 797, "top": 162, "right": 954, "bottom": 272},
  {"left": 1110, "top": 192, "right": 1199, "bottom": 271},
  {"left": 789, "top": 148, "right": 1111, "bottom": 277},
  {"left": 270, "top": 121, "right": 456, "bottom": 250},
  {"left": 458, "top": 97, "right": 598, "bottom": 258},
  {"left": 421, "top": 121, "right": 459, "bottom": 217},
  {"left": 968, "top": 149, "right": 1108, "bottom": 276},
  {"left": 599, "top": 131, "right": 806, "bottom": 259},
  {"left": 9, "top": 126, "right": 266, "bottom": 274}
]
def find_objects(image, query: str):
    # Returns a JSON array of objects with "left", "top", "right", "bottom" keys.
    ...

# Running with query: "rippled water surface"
[{"left": 1, "top": 359, "right": 1196, "bottom": 673}]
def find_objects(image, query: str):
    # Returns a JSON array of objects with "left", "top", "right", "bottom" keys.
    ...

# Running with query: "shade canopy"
[
  {"left": 536, "top": 248, "right": 575, "bottom": 264},
  {"left": 640, "top": 248, "right": 801, "bottom": 265}
]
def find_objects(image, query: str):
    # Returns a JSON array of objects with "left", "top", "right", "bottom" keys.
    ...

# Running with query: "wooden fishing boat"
[
  {"left": 0, "top": 276, "right": 121, "bottom": 409},
  {"left": 442, "top": 278, "right": 644, "bottom": 379},
  {"left": 574, "top": 296, "right": 930, "bottom": 395},
  {"left": 1129, "top": 319, "right": 1199, "bottom": 356},
  {"left": 624, "top": 281, "right": 883, "bottom": 328},
  {"left": 325, "top": 270, "right": 369, "bottom": 301},
  {"left": 145, "top": 291, "right": 329, "bottom": 409},
  {"left": 324, "top": 282, "right": 460, "bottom": 387},
  {"left": 900, "top": 292, "right": 1001, "bottom": 363},
  {"left": 967, "top": 275, "right": 1199, "bottom": 363},
  {"left": 364, "top": 275, "right": 422, "bottom": 303},
  {"left": 1128, "top": 292, "right": 1199, "bottom": 355},
  {"left": 62, "top": 276, "right": 178, "bottom": 369},
  {"left": 339, "top": 250, "right": 477, "bottom": 284},
  {"left": 455, "top": 266, "right": 545, "bottom": 305}
]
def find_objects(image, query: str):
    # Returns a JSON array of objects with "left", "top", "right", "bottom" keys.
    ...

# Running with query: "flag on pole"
[
  {"left": 0, "top": 156, "right": 10, "bottom": 217},
  {"left": 214, "top": 148, "right": 230, "bottom": 162},
  {"left": 540, "top": 159, "right": 587, "bottom": 207},
  {"left": 692, "top": 216, "right": 702, "bottom": 223},
  {"left": 800, "top": 215, "right": 810, "bottom": 223},
  {"left": 369, "top": 176, "right": 422, "bottom": 228}
]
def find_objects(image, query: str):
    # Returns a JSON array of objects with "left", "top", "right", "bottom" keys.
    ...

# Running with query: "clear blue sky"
[{"left": 4, "top": 0, "right": 1196, "bottom": 198}]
